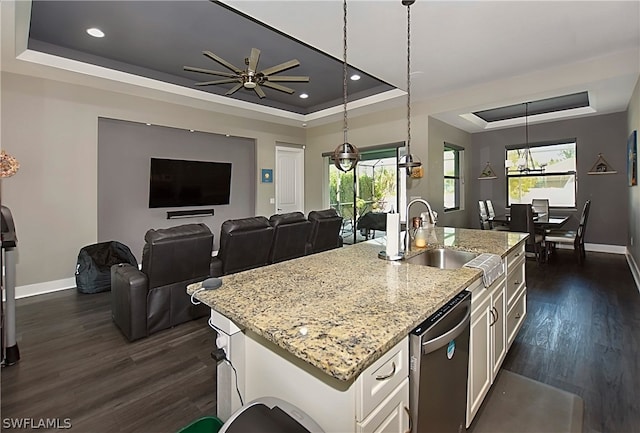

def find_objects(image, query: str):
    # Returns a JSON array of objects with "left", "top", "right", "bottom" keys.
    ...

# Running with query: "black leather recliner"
[
  {"left": 268, "top": 212, "right": 312, "bottom": 264},
  {"left": 210, "top": 216, "right": 275, "bottom": 276},
  {"left": 306, "top": 209, "right": 343, "bottom": 254},
  {"left": 111, "top": 223, "right": 212, "bottom": 341}
]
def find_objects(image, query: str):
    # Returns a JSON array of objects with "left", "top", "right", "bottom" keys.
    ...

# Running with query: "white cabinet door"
[
  {"left": 491, "top": 280, "right": 507, "bottom": 381},
  {"left": 466, "top": 293, "right": 491, "bottom": 427},
  {"left": 357, "top": 379, "right": 410, "bottom": 433}
]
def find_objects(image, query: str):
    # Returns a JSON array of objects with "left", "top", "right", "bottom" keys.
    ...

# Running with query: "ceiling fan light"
[
  {"left": 333, "top": 142, "right": 360, "bottom": 172},
  {"left": 243, "top": 81, "right": 257, "bottom": 89}
]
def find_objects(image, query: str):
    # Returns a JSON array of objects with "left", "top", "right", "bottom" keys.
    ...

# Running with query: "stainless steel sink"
[{"left": 405, "top": 248, "right": 478, "bottom": 269}]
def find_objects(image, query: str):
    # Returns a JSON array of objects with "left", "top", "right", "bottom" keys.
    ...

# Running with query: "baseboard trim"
[
  {"left": 554, "top": 243, "right": 627, "bottom": 254},
  {"left": 16, "top": 277, "right": 76, "bottom": 299},
  {"left": 626, "top": 250, "right": 640, "bottom": 294}
]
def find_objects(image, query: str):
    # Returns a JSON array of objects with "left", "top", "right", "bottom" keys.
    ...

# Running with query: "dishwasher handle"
[{"left": 421, "top": 304, "right": 471, "bottom": 355}]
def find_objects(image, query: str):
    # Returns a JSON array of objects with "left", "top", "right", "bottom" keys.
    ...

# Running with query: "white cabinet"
[
  {"left": 466, "top": 241, "right": 526, "bottom": 428},
  {"left": 241, "top": 332, "right": 410, "bottom": 433},
  {"left": 466, "top": 273, "right": 506, "bottom": 426},
  {"left": 357, "top": 379, "right": 410, "bottom": 433}
]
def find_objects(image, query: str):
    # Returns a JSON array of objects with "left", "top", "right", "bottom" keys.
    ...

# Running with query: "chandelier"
[{"left": 505, "top": 102, "right": 546, "bottom": 174}]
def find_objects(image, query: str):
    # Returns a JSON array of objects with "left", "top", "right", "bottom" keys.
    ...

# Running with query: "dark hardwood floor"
[
  {"left": 1, "top": 290, "right": 216, "bottom": 433},
  {"left": 2, "top": 250, "right": 639, "bottom": 433},
  {"left": 502, "top": 250, "right": 640, "bottom": 433}
]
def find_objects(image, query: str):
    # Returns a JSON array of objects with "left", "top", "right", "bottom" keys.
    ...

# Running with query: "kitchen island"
[{"left": 188, "top": 227, "right": 528, "bottom": 432}]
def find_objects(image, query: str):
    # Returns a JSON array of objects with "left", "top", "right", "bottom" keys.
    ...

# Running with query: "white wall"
[
  {"left": 0, "top": 72, "right": 304, "bottom": 291},
  {"left": 627, "top": 76, "right": 640, "bottom": 285}
]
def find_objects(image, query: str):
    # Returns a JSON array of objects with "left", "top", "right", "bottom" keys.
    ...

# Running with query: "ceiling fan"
[{"left": 184, "top": 48, "right": 310, "bottom": 98}]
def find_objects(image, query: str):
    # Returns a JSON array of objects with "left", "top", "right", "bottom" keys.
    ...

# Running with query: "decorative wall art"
[
  {"left": 261, "top": 168, "right": 273, "bottom": 183},
  {"left": 628, "top": 130, "right": 637, "bottom": 187}
]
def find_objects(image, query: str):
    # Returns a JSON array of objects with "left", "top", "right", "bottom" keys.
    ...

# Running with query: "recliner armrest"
[{"left": 111, "top": 263, "right": 149, "bottom": 341}]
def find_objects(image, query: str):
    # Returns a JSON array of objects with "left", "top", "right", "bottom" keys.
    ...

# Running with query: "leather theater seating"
[
  {"left": 268, "top": 212, "right": 312, "bottom": 264},
  {"left": 111, "top": 223, "right": 212, "bottom": 341},
  {"left": 210, "top": 216, "right": 275, "bottom": 277},
  {"left": 306, "top": 209, "right": 344, "bottom": 254}
]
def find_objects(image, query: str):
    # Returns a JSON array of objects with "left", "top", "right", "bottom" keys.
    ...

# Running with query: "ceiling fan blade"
[
  {"left": 265, "top": 75, "right": 309, "bottom": 82},
  {"left": 254, "top": 84, "right": 266, "bottom": 99},
  {"left": 248, "top": 48, "right": 260, "bottom": 73},
  {"left": 202, "top": 50, "right": 243, "bottom": 74},
  {"left": 225, "top": 83, "right": 243, "bottom": 96},
  {"left": 195, "top": 78, "right": 239, "bottom": 86},
  {"left": 261, "top": 81, "right": 295, "bottom": 94},
  {"left": 260, "top": 59, "right": 300, "bottom": 76},
  {"left": 183, "top": 66, "right": 237, "bottom": 78}
]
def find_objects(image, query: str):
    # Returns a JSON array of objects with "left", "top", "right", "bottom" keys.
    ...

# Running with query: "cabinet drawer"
[
  {"left": 507, "top": 288, "right": 527, "bottom": 347},
  {"left": 506, "top": 260, "right": 525, "bottom": 308},
  {"left": 506, "top": 243, "right": 525, "bottom": 272},
  {"left": 357, "top": 379, "right": 409, "bottom": 433},
  {"left": 356, "top": 337, "right": 408, "bottom": 421}
]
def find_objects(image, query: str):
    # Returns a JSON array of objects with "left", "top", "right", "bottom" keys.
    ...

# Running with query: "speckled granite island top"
[{"left": 188, "top": 227, "right": 527, "bottom": 382}]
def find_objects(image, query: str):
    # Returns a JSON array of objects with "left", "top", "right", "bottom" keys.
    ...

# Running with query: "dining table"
[{"left": 490, "top": 213, "right": 570, "bottom": 230}]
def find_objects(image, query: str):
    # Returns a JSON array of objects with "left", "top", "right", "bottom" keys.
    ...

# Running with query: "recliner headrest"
[
  {"left": 222, "top": 216, "right": 271, "bottom": 234},
  {"left": 269, "top": 212, "right": 307, "bottom": 228},
  {"left": 145, "top": 223, "right": 212, "bottom": 244},
  {"left": 308, "top": 208, "right": 339, "bottom": 221}
]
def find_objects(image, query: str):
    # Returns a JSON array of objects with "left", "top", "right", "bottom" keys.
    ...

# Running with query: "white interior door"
[{"left": 275, "top": 146, "right": 304, "bottom": 214}]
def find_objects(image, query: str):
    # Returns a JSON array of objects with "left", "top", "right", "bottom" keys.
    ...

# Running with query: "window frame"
[
  {"left": 444, "top": 143, "right": 463, "bottom": 212},
  {"left": 505, "top": 139, "right": 577, "bottom": 209}
]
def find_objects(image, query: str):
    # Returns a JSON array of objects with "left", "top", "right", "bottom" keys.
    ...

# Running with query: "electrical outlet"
[
  {"left": 631, "top": 237, "right": 634, "bottom": 246},
  {"left": 269, "top": 198, "right": 275, "bottom": 204}
]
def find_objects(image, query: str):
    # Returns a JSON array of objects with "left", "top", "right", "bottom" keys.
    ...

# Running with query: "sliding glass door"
[{"left": 328, "top": 147, "right": 401, "bottom": 244}]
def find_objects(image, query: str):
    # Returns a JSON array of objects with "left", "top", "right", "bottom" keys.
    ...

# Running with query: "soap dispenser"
[{"left": 414, "top": 223, "right": 428, "bottom": 248}]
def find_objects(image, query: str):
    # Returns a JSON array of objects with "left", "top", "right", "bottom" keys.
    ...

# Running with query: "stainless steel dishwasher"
[{"left": 409, "top": 290, "right": 471, "bottom": 433}]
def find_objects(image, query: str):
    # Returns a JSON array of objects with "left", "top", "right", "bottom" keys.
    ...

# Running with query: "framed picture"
[
  {"left": 261, "top": 168, "right": 273, "bottom": 183},
  {"left": 628, "top": 130, "right": 637, "bottom": 187}
]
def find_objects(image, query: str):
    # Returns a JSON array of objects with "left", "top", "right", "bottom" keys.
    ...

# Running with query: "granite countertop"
[{"left": 188, "top": 227, "right": 528, "bottom": 382}]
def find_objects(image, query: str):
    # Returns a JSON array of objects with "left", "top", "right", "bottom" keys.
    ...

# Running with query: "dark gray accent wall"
[
  {"left": 469, "top": 112, "right": 628, "bottom": 246},
  {"left": 98, "top": 118, "right": 256, "bottom": 261}
]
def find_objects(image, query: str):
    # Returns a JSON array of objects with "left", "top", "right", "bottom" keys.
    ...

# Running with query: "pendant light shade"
[
  {"left": 334, "top": 142, "right": 360, "bottom": 172},
  {"left": 398, "top": 0, "right": 422, "bottom": 177},
  {"left": 332, "top": 0, "right": 360, "bottom": 173}
]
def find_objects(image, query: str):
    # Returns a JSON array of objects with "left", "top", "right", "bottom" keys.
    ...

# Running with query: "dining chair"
[
  {"left": 510, "top": 204, "right": 546, "bottom": 263},
  {"left": 485, "top": 199, "right": 509, "bottom": 231},
  {"left": 478, "top": 201, "right": 491, "bottom": 230},
  {"left": 531, "top": 199, "right": 550, "bottom": 216},
  {"left": 545, "top": 200, "right": 591, "bottom": 264}
]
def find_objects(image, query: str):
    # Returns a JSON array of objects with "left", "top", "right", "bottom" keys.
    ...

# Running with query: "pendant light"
[
  {"left": 333, "top": 0, "right": 360, "bottom": 172},
  {"left": 506, "top": 102, "right": 546, "bottom": 174},
  {"left": 398, "top": 0, "right": 422, "bottom": 177}
]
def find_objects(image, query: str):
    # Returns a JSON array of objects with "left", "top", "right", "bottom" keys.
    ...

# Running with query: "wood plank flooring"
[
  {"left": 2, "top": 249, "right": 639, "bottom": 432},
  {"left": 1, "top": 290, "right": 216, "bottom": 433},
  {"left": 502, "top": 250, "right": 640, "bottom": 433}
]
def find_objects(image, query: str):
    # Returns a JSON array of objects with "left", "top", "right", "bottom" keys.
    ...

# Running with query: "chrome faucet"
[{"left": 405, "top": 198, "right": 437, "bottom": 253}]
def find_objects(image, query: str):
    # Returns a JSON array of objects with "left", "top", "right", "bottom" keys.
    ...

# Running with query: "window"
[
  {"left": 506, "top": 141, "right": 576, "bottom": 208},
  {"left": 444, "top": 144, "right": 463, "bottom": 211}
]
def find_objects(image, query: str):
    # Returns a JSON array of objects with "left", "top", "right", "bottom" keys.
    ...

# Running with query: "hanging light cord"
[
  {"left": 406, "top": 3, "right": 412, "bottom": 154},
  {"left": 343, "top": 0, "right": 348, "bottom": 145}
]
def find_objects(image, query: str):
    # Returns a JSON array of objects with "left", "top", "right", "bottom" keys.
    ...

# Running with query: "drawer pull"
[
  {"left": 514, "top": 252, "right": 521, "bottom": 257},
  {"left": 489, "top": 308, "right": 497, "bottom": 326},
  {"left": 404, "top": 406, "right": 413, "bottom": 433},
  {"left": 375, "top": 361, "right": 396, "bottom": 381},
  {"left": 515, "top": 313, "right": 521, "bottom": 319},
  {"left": 513, "top": 280, "right": 520, "bottom": 285}
]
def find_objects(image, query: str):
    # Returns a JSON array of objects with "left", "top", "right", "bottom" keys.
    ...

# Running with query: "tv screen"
[{"left": 149, "top": 158, "right": 232, "bottom": 208}]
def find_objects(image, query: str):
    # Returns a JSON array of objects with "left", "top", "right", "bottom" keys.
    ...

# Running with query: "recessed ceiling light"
[
  {"left": 350, "top": 74, "right": 361, "bottom": 81},
  {"left": 299, "top": 93, "right": 309, "bottom": 99},
  {"left": 86, "top": 28, "right": 105, "bottom": 38},
  {"left": 146, "top": 123, "right": 151, "bottom": 126},
  {"left": 189, "top": 129, "right": 195, "bottom": 133}
]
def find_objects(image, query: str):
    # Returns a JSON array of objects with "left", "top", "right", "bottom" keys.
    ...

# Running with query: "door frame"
[{"left": 275, "top": 145, "right": 305, "bottom": 215}]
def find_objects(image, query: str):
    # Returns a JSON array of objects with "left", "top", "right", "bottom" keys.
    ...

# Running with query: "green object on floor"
[{"left": 177, "top": 416, "right": 224, "bottom": 433}]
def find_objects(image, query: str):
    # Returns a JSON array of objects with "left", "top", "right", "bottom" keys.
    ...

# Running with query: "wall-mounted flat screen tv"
[{"left": 149, "top": 158, "right": 232, "bottom": 208}]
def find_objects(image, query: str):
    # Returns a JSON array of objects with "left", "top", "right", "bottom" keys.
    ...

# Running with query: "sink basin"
[{"left": 405, "top": 248, "right": 478, "bottom": 269}]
